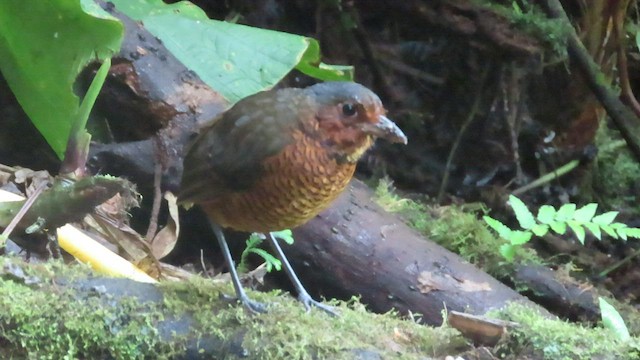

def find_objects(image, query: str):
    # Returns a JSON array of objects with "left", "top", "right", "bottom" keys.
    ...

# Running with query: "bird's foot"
[
  {"left": 219, "top": 293, "right": 270, "bottom": 314},
  {"left": 298, "top": 292, "right": 339, "bottom": 317}
]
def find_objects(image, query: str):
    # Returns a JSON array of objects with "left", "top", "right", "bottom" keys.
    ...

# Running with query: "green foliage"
[
  {"left": 63, "top": 58, "right": 112, "bottom": 172},
  {"left": 599, "top": 297, "right": 631, "bottom": 342},
  {"left": 109, "top": 0, "right": 352, "bottom": 104},
  {"left": 0, "top": 0, "right": 353, "bottom": 159},
  {"left": 238, "top": 230, "right": 295, "bottom": 273},
  {"left": 0, "top": 0, "right": 123, "bottom": 159},
  {"left": 484, "top": 195, "right": 640, "bottom": 261}
]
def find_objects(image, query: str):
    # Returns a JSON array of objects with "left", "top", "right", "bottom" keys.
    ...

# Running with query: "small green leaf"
[
  {"left": 592, "top": 211, "right": 618, "bottom": 226},
  {"left": 246, "top": 233, "right": 264, "bottom": 247},
  {"left": 509, "top": 230, "right": 532, "bottom": 245},
  {"left": 556, "top": 203, "right": 576, "bottom": 221},
  {"left": 248, "top": 248, "right": 282, "bottom": 272},
  {"left": 272, "top": 229, "right": 294, "bottom": 245},
  {"left": 238, "top": 233, "right": 266, "bottom": 273},
  {"left": 567, "top": 220, "right": 586, "bottom": 244},
  {"left": 509, "top": 195, "right": 535, "bottom": 229},
  {"left": 620, "top": 227, "right": 640, "bottom": 239},
  {"left": 617, "top": 228, "right": 628, "bottom": 241},
  {"left": 483, "top": 216, "right": 513, "bottom": 239},
  {"left": 531, "top": 224, "right": 549, "bottom": 237},
  {"left": 584, "top": 223, "right": 602, "bottom": 240},
  {"left": 599, "top": 297, "right": 630, "bottom": 342},
  {"left": 573, "top": 203, "right": 598, "bottom": 222},
  {"left": 601, "top": 225, "right": 619, "bottom": 238},
  {"left": 499, "top": 244, "right": 516, "bottom": 261},
  {"left": 537, "top": 205, "right": 556, "bottom": 224},
  {"left": 549, "top": 221, "right": 567, "bottom": 235}
]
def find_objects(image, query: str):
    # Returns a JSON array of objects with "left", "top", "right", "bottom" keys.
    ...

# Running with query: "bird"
[{"left": 179, "top": 81, "right": 407, "bottom": 315}]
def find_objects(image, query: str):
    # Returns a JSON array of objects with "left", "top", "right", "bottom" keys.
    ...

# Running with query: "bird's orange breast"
[{"left": 200, "top": 130, "right": 356, "bottom": 232}]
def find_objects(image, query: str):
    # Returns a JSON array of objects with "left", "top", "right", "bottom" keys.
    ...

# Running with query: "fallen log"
[{"left": 289, "top": 180, "right": 544, "bottom": 325}]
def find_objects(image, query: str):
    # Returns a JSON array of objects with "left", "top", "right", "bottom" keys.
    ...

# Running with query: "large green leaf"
[
  {"left": 110, "top": 0, "right": 352, "bottom": 103},
  {"left": 0, "top": 0, "right": 123, "bottom": 159}
]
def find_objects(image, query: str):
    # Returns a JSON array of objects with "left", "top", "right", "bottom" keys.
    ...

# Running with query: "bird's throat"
[{"left": 331, "top": 135, "right": 374, "bottom": 164}]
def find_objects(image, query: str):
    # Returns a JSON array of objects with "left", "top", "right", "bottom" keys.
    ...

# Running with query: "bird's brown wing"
[{"left": 178, "top": 88, "right": 310, "bottom": 205}]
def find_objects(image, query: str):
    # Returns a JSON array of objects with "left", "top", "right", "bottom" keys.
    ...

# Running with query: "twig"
[
  {"left": 200, "top": 248, "right": 207, "bottom": 276},
  {"left": 1, "top": 181, "right": 48, "bottom": 239},
  {"left": 145, "top": 152, "right": 163, "bottom": 242},
  {"left": 503, "top": 64, "right": 525, "bottom": 182},
  {"left": 598, "top": 246, "right": 640, "bottom": 277},
  {"left": 437, "top": 63, "right": 491, "bottom": 202},
  {"left": 511, "top": 159, "right": 580, "bottom": 195}
]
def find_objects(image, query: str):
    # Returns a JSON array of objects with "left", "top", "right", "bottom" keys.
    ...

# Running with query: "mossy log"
[
  {"left": 288, "top": 180, "right": 543, "bottom": 325},
  {"left": 0, "top": 258, "right": 469, "bottom": 359}
]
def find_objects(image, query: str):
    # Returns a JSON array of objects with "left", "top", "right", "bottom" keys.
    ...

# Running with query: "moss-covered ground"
[{"left": 0, "top": 256, "right": 469, "bottom": 359}]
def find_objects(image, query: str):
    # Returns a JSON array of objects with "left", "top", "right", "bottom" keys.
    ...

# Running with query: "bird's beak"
[{"left": 361, "top": 115, "right": 408, "bottom": 144}]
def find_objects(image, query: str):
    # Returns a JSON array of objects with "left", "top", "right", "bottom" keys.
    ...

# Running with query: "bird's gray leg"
[
  {"left": 267, "top": 232, "right": 339, "bottom": 316},
  {"left": 210, "top": 221, "right": 268, "bottom": 314}
]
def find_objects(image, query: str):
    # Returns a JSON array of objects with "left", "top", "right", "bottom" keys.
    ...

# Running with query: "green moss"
[
  {"left": 374, "top": 178, "right": 542, "bottom": 279},
  {"left": 0, "top": 256, "right": 469, "bottom": 359},
  {"left": 18, "top": 242, "right": 639, "bottom": 359},
  {"left": 159, "top": 275, "right": 244, "bottom": 344},
  {"left": 242, "top": 300, "right": 466, "bottom": 359},
  {"left": 160, "top": 277, "right": 469, "bottom": 359},
  {"left": 0, "top": 257, "right": 170, "bottom": 359},
  {"left": 490, "top": 303, "right": 640, "bottom": 359}
]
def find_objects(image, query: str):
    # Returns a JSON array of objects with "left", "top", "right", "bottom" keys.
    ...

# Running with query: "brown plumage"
[{"left": 179, "top": 81, "right": 406, "bottom": 314}]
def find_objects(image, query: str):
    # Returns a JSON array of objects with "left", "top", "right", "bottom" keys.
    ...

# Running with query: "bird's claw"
[
  {"left": 219, "top": 293, "right": 270, "bottom": 314},
  {"left": 298, "top": 292, "right": 339, "bottom": 317}
]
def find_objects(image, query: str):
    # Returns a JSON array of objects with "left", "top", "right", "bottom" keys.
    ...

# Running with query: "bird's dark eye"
[{"left": 342, "top": 103, "right": 357, "bottom": 117}]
